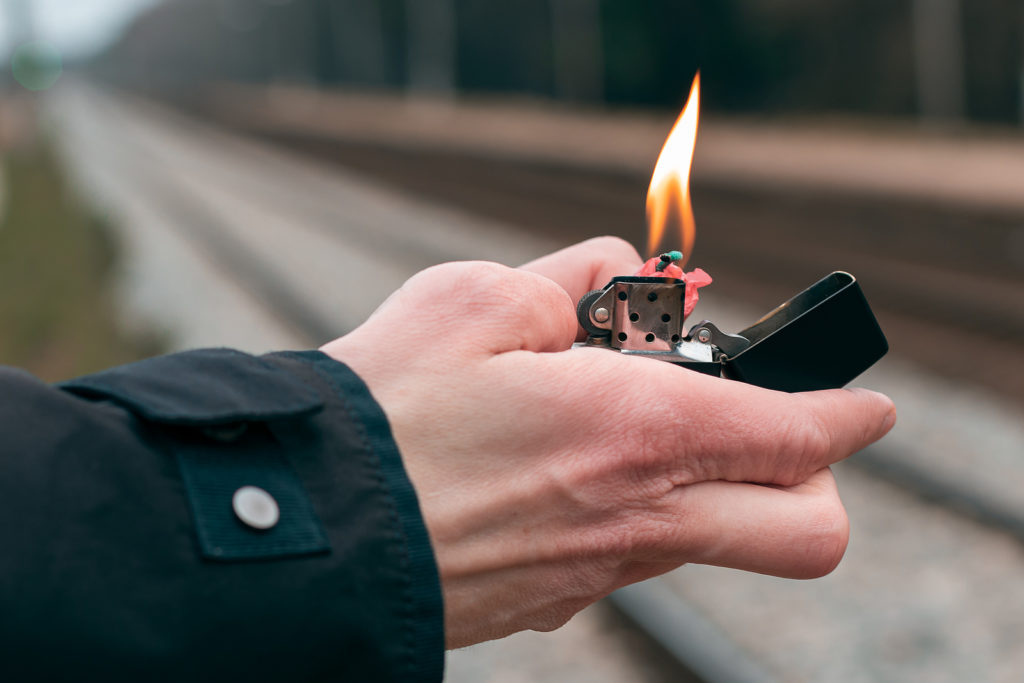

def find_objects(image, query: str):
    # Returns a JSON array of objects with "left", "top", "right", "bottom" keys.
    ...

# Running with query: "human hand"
[{"left": 320, "top": 237, "right": 896, "bottom": 648}]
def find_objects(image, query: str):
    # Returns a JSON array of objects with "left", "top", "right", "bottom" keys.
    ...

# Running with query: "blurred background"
[{"left": 2, "top": 1, "right": 1024, "bottom": 681}]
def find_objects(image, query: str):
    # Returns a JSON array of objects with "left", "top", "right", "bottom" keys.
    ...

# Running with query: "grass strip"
[{"left": 0, "top": 140, "right": 162, "bottom": 381}]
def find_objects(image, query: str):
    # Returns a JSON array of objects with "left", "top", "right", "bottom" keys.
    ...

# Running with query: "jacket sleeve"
[{"left": 0, "top": 349, "right": 444, "bottom": 682}]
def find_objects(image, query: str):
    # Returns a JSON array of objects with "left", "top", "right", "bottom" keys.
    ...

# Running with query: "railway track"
[
  {"left": 197, "top": 123, "right": 1024, "bottom": 541},
  {"left": 58, "top": 84, "right": 1024, "bottom": 682},
  {"left": 246, "top": 132, "right": 1024, "bottom": 409},
  {"left": 56, "top": 83, "right": 713, "bottom": 683},
  {"left": 214, "top": 126, "right": 1024, "bottom": 680}
]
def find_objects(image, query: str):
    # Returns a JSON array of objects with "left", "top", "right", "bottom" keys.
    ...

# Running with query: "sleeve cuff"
[{"left": 270, "top": 350, "right": 446, "bottom": 681}]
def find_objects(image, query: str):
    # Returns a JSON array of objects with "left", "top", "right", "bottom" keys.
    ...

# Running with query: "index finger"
[
  {"left": 646, "top": 366, "right": 897, "bottom": 486},
  {"left": 515, "top": 348, "right": 896, "bottom": 487}
]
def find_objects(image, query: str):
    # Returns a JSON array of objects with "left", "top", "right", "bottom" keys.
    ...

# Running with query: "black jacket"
[{"left": 0, "top": 349, "right": 444, "bottom": 682}]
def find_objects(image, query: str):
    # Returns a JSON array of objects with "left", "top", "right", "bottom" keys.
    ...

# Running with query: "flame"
[{"left": 646, "top": 72, "right": 700, "bottom": 261}]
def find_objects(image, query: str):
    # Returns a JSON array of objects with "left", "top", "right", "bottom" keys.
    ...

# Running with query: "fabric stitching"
[
  {"left": 60, "top": 378, "right": 321, "bottom": 423},
  {"left": 57, "top": 348, "right": 325, "bottom": 424},
  {"left": 174, "top": 421, "right": 330, "bottom": 561},
  {"left": 310, "top": 358, "right": 419, "bottom": 676}
]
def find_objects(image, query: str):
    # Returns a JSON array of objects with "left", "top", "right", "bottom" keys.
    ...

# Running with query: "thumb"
[{"left": 328, "top": 261, "right": 578, "bottom": 359}]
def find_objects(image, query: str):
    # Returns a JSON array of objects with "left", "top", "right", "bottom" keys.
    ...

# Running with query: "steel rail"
[
  {"left": 608, "top": 582, "right": 778, "bottom": 683},
  {"left": 98, "top": 89, "right": 1024, "bottom": 682},
  {"left": 241, "top": 130, "right": 1024, "bottom": 408},
  {"left": 227, "top": 129, "right": 1024, "bottom": 545}
]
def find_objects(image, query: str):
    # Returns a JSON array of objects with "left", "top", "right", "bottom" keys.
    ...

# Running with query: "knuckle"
[
  {"left": 519, "top": 271, "right": 575, "bottom": 312},
  {"left": 531, "top": 603, "right": 582, "bottom": 633},
  {"left": 408, "top": 260, "right": 551, "bottom": 317},
  {"left": 419, "top": 260, "right": 511, "bottom": 300},
  {"left": 529, "top": 563, "right": 610, "bottom": 632},
  {"left": 627, "top": 514, "right": 679, "bottom": 556},
  {"left": 617, "top": 378, "right": 702, "bottom": 483},
  {"left": 590, "top": 522, "right": 644, "bottom": 560},
  {"left": 665, "top": 487, "right": 719, "bottom": 562},
  {"left": 803, "top": 411, "right": 835, "bottom": 462},
  {"left": 774, "top": 412, "right": 833, "bottom": 485},
  {"left": 460, "top": 261, "right": 567, "bottom": 311},
  {"left": 798, "top": 500, "right": 850, "bottom": 578}
]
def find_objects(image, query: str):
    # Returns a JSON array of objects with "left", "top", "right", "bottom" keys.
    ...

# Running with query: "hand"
[{"left": 320, "top": 236, "right": 896, "bottom": 648}]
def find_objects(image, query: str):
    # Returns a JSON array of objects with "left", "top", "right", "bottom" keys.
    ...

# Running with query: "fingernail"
[
  {"left": 848, "top": 388, "right": 896, "bottom": 432},
  {"left": 850, "top": 387, "right": 893, "bottom": 407},
  {"left": 848, "top": 387, "right": 886, "bottom": 400},
  {"left": 881, "top": 407, "right": 897, "bottom": 433}
]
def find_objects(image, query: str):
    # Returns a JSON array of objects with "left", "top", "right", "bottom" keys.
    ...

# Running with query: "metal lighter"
[{"left": 575, "top": 271, "right": 888, "bottom": 392}]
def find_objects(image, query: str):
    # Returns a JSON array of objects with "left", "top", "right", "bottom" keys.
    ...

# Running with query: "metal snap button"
[{"left": 232, "top": 486, "right": 280, "bottom": 530}]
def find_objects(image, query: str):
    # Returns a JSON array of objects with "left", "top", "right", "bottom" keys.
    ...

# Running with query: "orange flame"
[{"left": 646, "top": 72, "right": 700, "bottom": 261}]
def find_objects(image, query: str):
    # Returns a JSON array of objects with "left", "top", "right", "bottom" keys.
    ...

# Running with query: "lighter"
[{"left": 575, "top": 254, "right": 889, "bottom": 393}]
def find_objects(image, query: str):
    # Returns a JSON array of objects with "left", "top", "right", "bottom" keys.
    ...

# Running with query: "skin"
[{"left": 321, "top": 236, "right": 896, "bottom": 649}]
